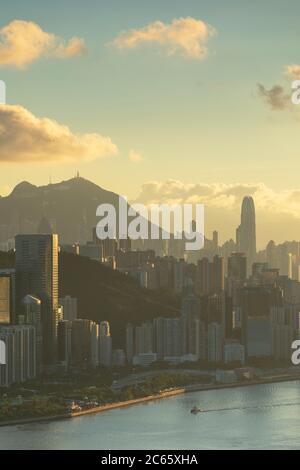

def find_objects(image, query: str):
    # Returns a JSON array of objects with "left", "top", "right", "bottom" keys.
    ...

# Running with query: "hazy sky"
[{"left": 0, "top": 0, "right": 300, "bottom": 246}]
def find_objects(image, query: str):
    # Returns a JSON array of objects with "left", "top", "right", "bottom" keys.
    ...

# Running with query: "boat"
[{"left": 190, "top": 406, "right": 202, "bottom": 414}]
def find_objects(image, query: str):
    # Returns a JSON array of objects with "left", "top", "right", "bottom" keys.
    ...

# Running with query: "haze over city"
[
  {"left": 1, "top": 0, "right": 300, "bottom": 246},
  {"left": 1, "top": 1, "right": 300, "bottom": 453}
]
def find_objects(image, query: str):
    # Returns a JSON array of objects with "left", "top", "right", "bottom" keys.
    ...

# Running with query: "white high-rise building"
[
  {"left": 21, "top": 295, "right": 43, "bottom": 374},
  {"left": 0, "top": 325, "right": 36, "bottom": 387},
  {"left": 99, "top": 321, "right": 112, "bottom": 367}
]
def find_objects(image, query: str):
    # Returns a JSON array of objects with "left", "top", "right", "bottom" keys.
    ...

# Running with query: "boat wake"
[{"left": 195, "top": 401, "right": 300, "bottom": 414}]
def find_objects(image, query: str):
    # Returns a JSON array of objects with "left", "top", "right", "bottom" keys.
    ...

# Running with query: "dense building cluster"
[{"left": 1, "top": 196, "right": 300, "bottom": 387}]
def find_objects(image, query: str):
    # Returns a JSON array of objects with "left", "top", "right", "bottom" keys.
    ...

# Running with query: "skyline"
[
  {"left": 0, "top": 0, "right": 300, "bottom": 246},
  {"left": 1, "top": 175, "right": 299, "bottom": 249}
]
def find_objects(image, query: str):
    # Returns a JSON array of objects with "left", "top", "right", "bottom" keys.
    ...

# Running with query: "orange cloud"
[
  {"left": 112, "top": 17, "right": 216, "bottom": 59},
  {"left": 286, "top": 64, "right": 300, "bottom": 80},
  {"left": 0, "top": 20, "right": 86, "bottom": 68},
  {"left": 135, "top": 179, "right": 300, "bottom": 220},
  {"left": 0, "top": 104, "right": 118, "bottom": 163}
]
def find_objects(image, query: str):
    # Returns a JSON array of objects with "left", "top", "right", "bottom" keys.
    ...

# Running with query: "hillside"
[
  {"left": 0, "top": 251, "right": 180, "bottom": 347},
  {"left": 0, "top": 177, "right": 122, "bottom": 244},
  {"left": 0, "top": 176, "right": 165, "bottom": 251}
]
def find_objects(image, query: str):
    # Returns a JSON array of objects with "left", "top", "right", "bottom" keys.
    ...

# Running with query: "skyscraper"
[
  {"left": 71, "top": 319, "right": 99, "bottom": 368},
  {"left": 59, "top": 295, "right": 78, "bottom": 321},
  {"left": 236, "top": 196, "right": 256, "bottom": 274},
  {"left": 20, "top": 295, "right": 43, "bottom": 374},
  {"left": 228, "top": 252, "right": 247, "bottom": 282},
  {"left": 196, "top": 255, "right": 225, "bottom": 296},
  {"left": 15, "top": 234, "right": 59, "bottom": 364},
  {"left": 99, "top": 320, "right": 112, "bottom": 367},
  {"left": 0, "top": 275, "right": 10, "bottom": 324},
  {"left": 0, "top": 325, "right": 36, "bottom": 387}
]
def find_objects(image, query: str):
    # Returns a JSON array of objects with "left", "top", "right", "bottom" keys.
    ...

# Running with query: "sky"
[{"left": 0, "top": 0, "right": 300, "bottom": 247}]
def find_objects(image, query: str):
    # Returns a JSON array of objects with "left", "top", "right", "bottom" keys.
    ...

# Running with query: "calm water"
[{"left": 0, "top": 381, "right": 300, "bottom": 450}]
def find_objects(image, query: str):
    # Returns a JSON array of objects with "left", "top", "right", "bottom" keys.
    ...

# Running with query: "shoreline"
[
  {"left": 0, "top": 388, "right": 185, "bottom": 428},
  {"left": 0, "top": 374, "right": 299, "bottom": 428}
]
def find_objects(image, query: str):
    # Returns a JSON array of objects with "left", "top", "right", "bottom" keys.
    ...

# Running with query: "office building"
[
  {"left": 224, "top": 339, "right": 245, "bottom": 365},
  {"left": 20, "top": 295, "right": 43, "bottom": 374},
  {"left": 236, "top": 196, "right": 256, "bottom": 273},
  {"left": 0, "top": 325, "right": 36, "bottom": 387},
  {"left": 59, "top": 295, "right": 78, "bottom": 321},
  {"left": 57, "top": 320, "right": 72, "bottom": 367},
  {"left": 112, "top": 349, "right": 126, "bottom": 367},
  {"left": 15, "top": 234, "right": 59, "bottom": 364},
  {"left": 153, "top": 317, "right": 182, "bottom": 360},
  {"left": 135, "top": 322, "right": 153, "bottom": 355},
  {"left": 207, "top": 322, "right": 223, "bottom": 363},
  {"left": 125, "top": 323, "right": 134, "bottom": 364},
  {"left": 196, "top": 255, "right": 225, "bottom": 296},
  {"left": 0, "top": 275, "right": 10, "bottom": 324},
  {"left": 71, "top": 319, "right": 99, "bottom": 368},
  {"left": 99, "top": 321, "right": 112, "bottom": 367}
]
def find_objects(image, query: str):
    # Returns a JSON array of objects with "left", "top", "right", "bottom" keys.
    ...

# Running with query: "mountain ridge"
[{"left": 0, "top": 176, "right": 124, "bottom": 244}]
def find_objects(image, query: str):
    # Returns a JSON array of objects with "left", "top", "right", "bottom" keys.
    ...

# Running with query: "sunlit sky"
[{"left": 0, "top": 0, "right": 300, "bottom": 246}]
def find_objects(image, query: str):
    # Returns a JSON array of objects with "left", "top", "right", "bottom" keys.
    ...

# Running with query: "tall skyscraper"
[
  {"left": 236, "top": 196, "right": 256, "bottom": 274},
  {"left": 15, "top": 234, "right": 59, "bottom": 364},
  {"left": 228, "top": 252, "right": 247, "bottom": 282},
  {"left": 181, "top": 288, "right": 201, "bottom": 356},
  {"left": 0, "top": 275, "right": 10, "bottom": 324},
  {"left": 153, "top": 317, "right": 181, "bottom": 360},
  {"left": 99, "top": 320, "right": 112, "bottom": 367},
  {"left": 0, "top": 269, "right": 16, "bottom": 323},
  {"left": 196, "top": 255, "right": 225, "bottom": 296},
  {"left": 135, "top": 322, "right": 153, "bottom": 355},
  {"left": 227, "top": 252, "right": 247, "bottom": 301},
  {"left": 125, "top": 323, "right": 134, "bottom": 364},
  {"left": 57, "top": 320, "right": 72, "bottom": 367},
  {"left": 0, "top": 325, "right": 36, "bottom": 387},
  {"left": 212, "top": 230, "right": 219, "bottom": 251},
  {"left": 71, "top": 319, "right": 99, "bottom": 368},
  {"left": 207, "top": 322, "right": 223, "bottom": 363},
  {"left": 20, "top": 295, "right": 43, "bottom": 374}
]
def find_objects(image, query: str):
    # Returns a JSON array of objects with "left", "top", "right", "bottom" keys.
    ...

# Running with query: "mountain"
[
  {"left": 59, "top": 252, "right": 180, "bottom": 347},
  {"left": 0, "top": 176, "right": 122, "bottom": 244},
  {"left": 0, "top": 251, "right": 180, "bottom": 347}
]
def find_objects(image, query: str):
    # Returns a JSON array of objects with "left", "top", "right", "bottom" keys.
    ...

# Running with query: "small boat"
[{"left": 190, "top": 406, "right": 202, "bottom": 414}]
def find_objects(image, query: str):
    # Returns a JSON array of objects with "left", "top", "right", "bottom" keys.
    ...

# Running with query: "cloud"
[
  {"left": 135, "top": 179, "right": 300, "bottom": 220},
  {"left": 0, "top": 20, "right": 86, "bottom": 68},
  {"left": 0, "top": 104, "right": 118, "bottom": 163},
  {"left": 257, "top": 83, "right": 290, "bottom": 110},
  {"left": 134, "top": 180, "right": 300, "bottom": 247},
  {"left": 54, "top": 36, "right": 87, "bottom": 59},
  {"left": 286, "top": 64, "right": 300, "bottom": 80},
  {"left": 129, "top": 149, "right": 142, "bottom": 163},
  {"left": 112, "top": 17, "right": 216, "bottom": 59}
]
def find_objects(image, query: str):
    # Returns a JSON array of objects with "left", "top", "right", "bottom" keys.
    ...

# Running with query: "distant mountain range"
[{"left": 0, "top": 177, "right": 127, "bottom": 244}]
